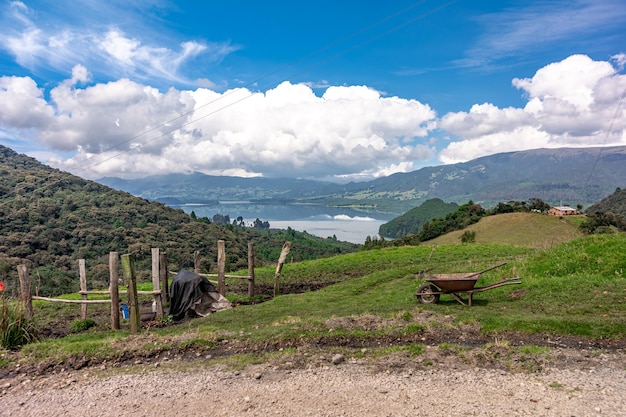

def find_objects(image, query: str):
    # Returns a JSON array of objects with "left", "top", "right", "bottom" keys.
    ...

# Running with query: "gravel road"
[{"left": 2, "top": 350, "right": 625, "bottom": 417}]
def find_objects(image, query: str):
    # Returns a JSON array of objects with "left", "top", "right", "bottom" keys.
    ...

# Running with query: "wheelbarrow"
[{"left": 415, "top": 263, "right": 521, "bottom": 307}]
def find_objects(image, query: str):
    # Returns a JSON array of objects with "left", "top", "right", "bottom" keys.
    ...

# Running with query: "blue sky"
[{"left": 0, "top": 0, "right": 625, "bottom": 181}]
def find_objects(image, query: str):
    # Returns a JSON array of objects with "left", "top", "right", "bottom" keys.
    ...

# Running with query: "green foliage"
[
  {"left": 460, "top": 230, "right": 476, "bottom": 243},
  {"left": 579, "top": 212, "right": 626, "bottom": 234},
  {"left": 8, "top": 234, "right": 626, "bottom": 368},
  {"left": 69, "top": 319, "right": 97, "bottom": 334},
  {"left": 365, "top": 197, "right": 555, "bottom": 249},
  {"left": 379, "top": 198, "right": 458, "bottom": 238},
  {"left": 418, "top": 201, "right": 486, "bottom": 241},
  {"left": 0, "top": 145, "right": 358, "bottom": 296},
  {"left": 1, "top": 296, "right": 38, "bottom": 350},
  {"left": 586, "top": 187, "right": 626, "bottom": 217}
]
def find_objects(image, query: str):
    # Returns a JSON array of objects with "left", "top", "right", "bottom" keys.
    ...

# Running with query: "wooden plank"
[
  {"left": 121, "top": 254, "right": 140, "bottom": 335},
  {"left": 79, "top": 259, "right": 87, "bottom": 320},
  {"left": 248, "top": 242, "right": 255, "bottom": 297},
  {"left": 194, "top": 250, "right": 201, "bottom": 273},
  {"left": 17, "top": 264, "right": 33, "bottom": 319},
  {"left": 217, "top": 240, "right": 226, "bottom": 295},
  {"left": 274, "top": 242, "right": 292, "bottom": 297},
  {"left": 151, "top": 248, "right": 164, "bottom": 318},
  {"left": 32, "top": 296, "right": 111, "bottom": 304},
  {"left": 109, "top": 252, "right": 120, "bottom": 330},
  {"left": 160, "top": 252, "right": 169, "bottom": 302}
]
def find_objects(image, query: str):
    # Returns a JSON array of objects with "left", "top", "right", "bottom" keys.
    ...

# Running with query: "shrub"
[
  {"left": 1, "top": 295, "right": 38, "bottom": 350},
  {"left": 460, "top": 230, "right": 476, "bottom": 244},
  {"left": 69, "top": 318, "right": 97, "bottom": 334}
]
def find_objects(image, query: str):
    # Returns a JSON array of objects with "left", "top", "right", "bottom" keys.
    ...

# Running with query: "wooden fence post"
[
  {"left": 151, "top": 248, "right": 164, "bottom": 318},
  {"left": 78, "top": 259, "right": 87, "bottom": 320},
  {"left": 109, "top": 252, "right": 120, "bottom": 330},
  {"left": 16, "top": 264, "right": 33, "bottom": 319},
  {"left": 248, "top": 242, "right": 255, "bottom": 297},
  {"left": 274, "top": 242, "right": 292, "bottom": 297},
  {"left": 194, "top": 250, "right": 201, "bottom": 273},
  {"left": 121, "top": 254, "right": 140, "bottom": 335},
  {"left": 217, "top": 240, "right": 226, "bottom": 295},
  {"left": 160, "top": 252, "right": 169, "bottom": 303}
]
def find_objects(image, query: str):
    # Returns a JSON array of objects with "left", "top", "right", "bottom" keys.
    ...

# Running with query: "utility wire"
[
  {"left": 53, "top": 0, "right": 440, "bottom": 179},
  {"left": 1, "top": 0, "right": 459, "bottom": 203},
  {"left": 584, "top": 86, "right": 626, "bottom": 188}
]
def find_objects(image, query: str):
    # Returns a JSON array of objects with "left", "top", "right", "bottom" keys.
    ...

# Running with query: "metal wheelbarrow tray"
[{"left": 415, "top": 263, "right": 521, "bottom": 307}]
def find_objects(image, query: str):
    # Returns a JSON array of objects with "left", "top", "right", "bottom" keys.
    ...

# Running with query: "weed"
[
  {"left": 518, "top": 345, "right": 549, "bottom": 355},
  {"left": 69, "top": 319, "right": 97, "bottom": 334},
  {"left": 1, "top": 296, "right": 38, "bottom": 350},
  {"left": 404, "top": 343, "right": 426, "bottom": 357},
  {"left": 403, "top": 323, "right": 425, "bottom": 334}
]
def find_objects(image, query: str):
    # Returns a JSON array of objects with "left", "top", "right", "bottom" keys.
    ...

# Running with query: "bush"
[
  {"left": 460, "top": 230, "right": 476, "bottom": 244},
  {"left": 69, "top": 318, "right": 97, "bottom": 333},
  {"left": 1, "top": 296, "right": 38, "bottom": 350}
]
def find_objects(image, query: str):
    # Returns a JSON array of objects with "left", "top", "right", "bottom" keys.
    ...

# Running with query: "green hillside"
[
  {"left": 379, "top": 198, "right": 458, "bottom": 238},
  {"left": 586, "top": 187, "right": 626, "bottom": 217},
  {"left": 425, "top": 212, "right": 583, "bottom": 248},
  {"left": 5, "top": 233, "right": 625, "bottom": 372},
  {"left": 0, "top": 145, "right": 357, "bottom": 296}
]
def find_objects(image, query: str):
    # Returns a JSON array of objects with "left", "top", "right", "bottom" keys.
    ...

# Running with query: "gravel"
[{"left": 2, "top": 351, "right": 625, "bottom": 417}]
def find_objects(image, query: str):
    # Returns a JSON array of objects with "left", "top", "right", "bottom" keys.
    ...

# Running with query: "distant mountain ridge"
[{"left": 97, "top": 146, "right": 626, "bottom": 213}]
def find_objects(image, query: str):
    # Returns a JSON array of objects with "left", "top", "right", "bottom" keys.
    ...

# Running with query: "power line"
[
  {"left": 53, "top": 0, "right": 445, "bottom": 179},
  {"left": 585, "top": 86, "right": 626, "bottom": 188},
  {"left": 1, "top": 0, "right": 459, "bottom": 203}
]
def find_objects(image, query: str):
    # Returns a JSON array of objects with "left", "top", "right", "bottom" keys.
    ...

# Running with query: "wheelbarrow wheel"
[{"left": 416, "top": 283, "right": 440, "bottom": 304}]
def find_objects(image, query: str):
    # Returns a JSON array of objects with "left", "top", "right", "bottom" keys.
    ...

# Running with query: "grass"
[
  {"left": 427, "top": 212, "right": 583, "bottom": 249},
  {"left": 3, "top": 233, "right": 625, "bottom": 370}
]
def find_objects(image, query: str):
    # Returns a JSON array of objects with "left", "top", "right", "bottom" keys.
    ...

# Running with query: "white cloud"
[
  {"left": 4, "top": 72, "right": 437, "bottom": 180},
  {"left": 0, "top": 2, "right": 237, "bottom": 87},
  {"left": 439, "top": 54, "right": 626, "bottom": 163},
  {"left": 0, "top": 75, "right": 54, "bottom": 128},
  {"left": 2, "top": 52, "right": 625, "bottom": 181}
]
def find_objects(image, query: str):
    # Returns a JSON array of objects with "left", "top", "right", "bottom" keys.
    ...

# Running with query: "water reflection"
[{"left": 176, "top": 202, "right": 394, "bottom": 244}]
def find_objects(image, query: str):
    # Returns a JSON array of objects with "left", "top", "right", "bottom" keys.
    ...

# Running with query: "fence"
[{"left": 16, "top": 240, "right": 256, "bottom": 334}]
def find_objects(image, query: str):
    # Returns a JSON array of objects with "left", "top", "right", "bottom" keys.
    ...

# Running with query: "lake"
[{"left": 176, "top": 202, "right": 395, "bottom": 244}]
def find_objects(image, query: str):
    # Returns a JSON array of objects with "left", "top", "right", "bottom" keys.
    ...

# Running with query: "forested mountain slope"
[
  {"left": 0, "top": 145, "right": 357, "bottom": 295},
  {"left": 586, "top": 187, "right": 626, "bottom": 217}
]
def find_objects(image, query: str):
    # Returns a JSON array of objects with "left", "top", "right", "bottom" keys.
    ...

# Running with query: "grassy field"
[
  {"left": 3, "top": 230, "right": 623, "bottom": 371},
  {"left": 427, "top": 212, "right": 583, "bottom": 248}
]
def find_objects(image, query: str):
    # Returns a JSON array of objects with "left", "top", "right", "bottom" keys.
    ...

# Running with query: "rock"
[{"left": 332, "top": 354, "right": 345, "bottom": 365}]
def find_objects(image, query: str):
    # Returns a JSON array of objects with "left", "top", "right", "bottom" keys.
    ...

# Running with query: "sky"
[{"left": 0, "top": 0, "right": 625, "bottom": 182}]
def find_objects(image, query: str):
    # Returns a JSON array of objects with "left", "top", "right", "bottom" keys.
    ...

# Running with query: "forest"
[{"left": 0, "top": 146, "right": 357, "bottom": 296}]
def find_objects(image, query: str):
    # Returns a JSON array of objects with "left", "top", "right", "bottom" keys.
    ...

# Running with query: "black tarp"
[{"left": 169, "top": 269, "right": 223, "bottom": 321}]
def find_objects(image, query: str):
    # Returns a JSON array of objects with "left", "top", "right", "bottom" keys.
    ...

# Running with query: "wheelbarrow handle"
[{"left": 467, "top": 262, "right": 507, "bottom": 278}]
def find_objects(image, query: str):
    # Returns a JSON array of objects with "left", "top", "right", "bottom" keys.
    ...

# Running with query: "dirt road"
[{"left": 2, "top": 346, "right": 625, "bottom": 417}]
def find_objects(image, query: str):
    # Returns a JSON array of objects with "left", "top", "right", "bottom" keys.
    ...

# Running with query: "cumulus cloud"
[
  {"left": 439, "top": 54, "right": 626, "bottom": 163},
  {"left": 2, "top": 51, "right": 625, "bottom": 180},
  {"left": 2, "top": 70, "right": 436, "bottom": 179}
]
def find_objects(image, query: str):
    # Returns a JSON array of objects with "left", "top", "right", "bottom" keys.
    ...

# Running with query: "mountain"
[
  {"left": 0, "top": 145, "right": 357, "bottom": 296},
  {"left": 97, "top": 173, "right": 343, "bottom": 204},
  {"left": 586, "top": 187, "right": 626, "bottom": 217},
  {"left": 379, "top": 198, "right": 459, "bottom": 238},
  {"left": 98, "top": 146, "right": 626, "bottom": 212}
]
